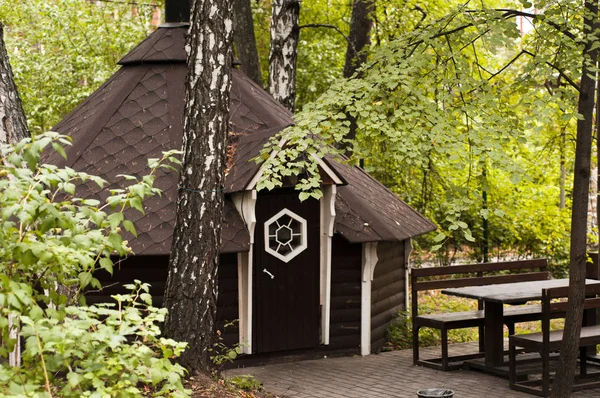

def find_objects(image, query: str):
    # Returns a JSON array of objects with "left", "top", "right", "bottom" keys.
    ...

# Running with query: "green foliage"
[
  {"left": 227, "top": 375, "right": 262, "bottom": 392},
  {"left": 0, "top": 0, "right": 163, "bottom": 134},
  {"left": 0, "top": 133, "right": 188, "bottom": 397},
  {"left": 0, "top": 283, "right": 189, "bottom": 397},
  {"left": 210, "top": 320, "right": 243, "bottom": 367},
  {"left": 0, "top": 132, "right": 179, "bottom": 304},
  {"left": 256, "top": 1, "right": 587, "bottom": 263}
]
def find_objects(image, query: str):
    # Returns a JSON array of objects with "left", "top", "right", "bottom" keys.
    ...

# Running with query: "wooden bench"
[
  {"left": 411, "top": 258, "right": 549, "bottom": 370},
  {"left": 509, "top": 284, "right": 600, "bottom": 397}
]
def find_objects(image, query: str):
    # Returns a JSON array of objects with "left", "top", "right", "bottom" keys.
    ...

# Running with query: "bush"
[
  {"left": 0, "top": 282, "right": 189, "bottom": 397},
  {"left": 0, "top": 133, "right": 189, "bottom": 397}
]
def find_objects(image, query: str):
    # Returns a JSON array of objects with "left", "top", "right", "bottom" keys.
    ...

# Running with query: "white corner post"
[
  {"left": 233, "top": 190, "right": 257, "bottom": 354},
  {"left": 320, "top": 185, "right": 336, "bottom": 345},
  {"left": 404, "top": 239, "right": 413, "bottom": 310},
  {"left": 361, "top": 242, "right": 378, "bottom": 356}
]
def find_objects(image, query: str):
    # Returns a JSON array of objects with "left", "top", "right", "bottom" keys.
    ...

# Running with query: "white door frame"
[
  {"left": 233, "top": 186, "right": 337, "bottom": 352},
  {"left": 232, "top": 190, "right": 257, "bottom": 354}
]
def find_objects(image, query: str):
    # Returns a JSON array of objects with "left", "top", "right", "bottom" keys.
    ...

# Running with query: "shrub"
[{"left": 0, "top": 133, "right": 189, "bottom": 397}]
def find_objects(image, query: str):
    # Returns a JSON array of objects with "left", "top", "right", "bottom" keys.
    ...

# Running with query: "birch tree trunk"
[
  {"left": 268, "top": 0, "right": 300, "bottom": 112},
  {"left": 0, "top": 22, "right": 29, "bottom": 144},
  {"left": 1, "top": 21, "right": 29, "bottom": 370},
  {"left": 233, "top": 0, "right": 263, "bottom": 87},
  {"left": 343, "top": 0, "right": 374, "bottom": 79},
  {"left": 551, "top": 1, "right": 599, "bottom": 395},
  {"left": 163, "top": 0, "right": 233, "bottom": 372}
]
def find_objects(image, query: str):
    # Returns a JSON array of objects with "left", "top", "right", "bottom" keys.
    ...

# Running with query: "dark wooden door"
[{"left": 252, "top": 190, "right": 320, "bottom": 353}]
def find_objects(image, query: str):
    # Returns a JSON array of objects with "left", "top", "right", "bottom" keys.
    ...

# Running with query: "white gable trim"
[{"left": 361, "top": 242, "right": 378, "bottom": 356}]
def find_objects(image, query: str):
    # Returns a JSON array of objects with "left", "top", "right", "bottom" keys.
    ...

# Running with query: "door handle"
[{"left": 263, "top": 268, "right": 275, "bottom": 279}]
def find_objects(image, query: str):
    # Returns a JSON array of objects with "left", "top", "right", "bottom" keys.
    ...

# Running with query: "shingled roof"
[{"left": 46, "top": 24, "right": 435, "bottom": 256}]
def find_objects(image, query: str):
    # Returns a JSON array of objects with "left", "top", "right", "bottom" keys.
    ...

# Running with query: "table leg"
[{"left": 484, "top": 301, "right": 504, "bottom": 366}]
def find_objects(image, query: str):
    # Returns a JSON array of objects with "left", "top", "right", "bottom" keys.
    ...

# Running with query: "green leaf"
[
  {"left": 52, "top": 142, "right": 68, "bottom": 159},
  {"left": 99, "top": 257, "right": 114, "bottom": 274},
  {"left": 78, "top": 272, "right": 92, "bottom": 288},
  {"left": 433, "top": 233, "right": 446, "bottom": 242},
  {"left": 123, "top": 219, "right": 137, "bottom": 237},
  {"left": 130, "top": 197, "right": 144, "bottom": 213},
  {"left": 29, "top": 305, "right": 44, "bottom": 321},
  {"left": 463, "top": 231, "right": 476, "bottom": 242},
  {"left": 298, "top": 192, "right": 310, "bottom": 202},
  {"left": 107, "top": 212, "right": 124, "bottom": 229},
  {"left": 108, "top": 233, "right": 123, "bottom": 249}
]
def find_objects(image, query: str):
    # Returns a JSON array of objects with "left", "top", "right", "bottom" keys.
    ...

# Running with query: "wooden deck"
[{"left": 225, "top": 342, "right": 600, "bottom": 398}]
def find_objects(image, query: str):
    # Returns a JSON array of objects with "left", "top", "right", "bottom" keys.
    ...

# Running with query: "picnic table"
[{"left": 442, "top": 278, "right": 600, "bottom": 375}]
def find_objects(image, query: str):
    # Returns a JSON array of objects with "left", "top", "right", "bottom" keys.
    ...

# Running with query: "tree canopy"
[
  {"left": 0, "top": 0, "right": 162, "bottom": 134},
  {"left": 257, "top": 0, "right": 589, "bottom": 270}
]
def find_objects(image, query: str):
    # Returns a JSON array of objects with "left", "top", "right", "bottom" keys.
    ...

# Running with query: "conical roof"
[{"left": 46, "top": 24, "right": 435, "bottom": 256}]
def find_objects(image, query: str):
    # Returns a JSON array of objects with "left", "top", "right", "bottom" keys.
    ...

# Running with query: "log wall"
[
  {"left": 370, "top": 241, "right": 406, "bottom": 353},
  {"left": 329, "top": 235, "right": 362, "bottom": 351},
  {"left": 87, "top": 253, "right": 239, "bottom": 345}
]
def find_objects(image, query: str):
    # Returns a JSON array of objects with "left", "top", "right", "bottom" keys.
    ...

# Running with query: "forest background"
[{"left": 0, "top": 0, "right": 587, "bottom": 273}]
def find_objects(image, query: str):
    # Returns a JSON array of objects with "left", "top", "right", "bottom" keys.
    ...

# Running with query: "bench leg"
[
  {"left": 441, "top": 329, "right": 449, "bottom": 370},
  {"left": 580, "top": 346, "right": 588, "bottom": 376},
  {"left": 542, "top": 348, "right": 550, "bottom": 397},
  {"left": 413, "top": 326, "right": 420, "bottom": 365},
  {"left": 507, "top": 322, "right": 515, "bottom": 336},
  {"left": 509, "top": 338, "right": 516, "bottom": 388},
  {"left": 478, "top": 324, "right": 485, "bottom": 353}
]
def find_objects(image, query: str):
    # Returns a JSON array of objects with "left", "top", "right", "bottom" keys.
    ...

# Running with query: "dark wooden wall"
[
  {"left": 329, "top": 235, "right": 361, "bottom": 351},
  {"left": 87, "top": 253, "right": 239, "bottom": 345},
  {"left": 371, "top": 241, "right": 406, "bottom": 353}
]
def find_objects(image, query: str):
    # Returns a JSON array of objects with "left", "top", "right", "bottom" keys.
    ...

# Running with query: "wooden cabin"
[{"left": 44, "top": 24, "right": 435, "bottom": 358}]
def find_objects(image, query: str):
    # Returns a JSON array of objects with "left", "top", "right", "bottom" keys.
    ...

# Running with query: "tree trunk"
[
  {"left": 340, "top": 0, "right": 374, "bottom": 157},
  {"left": 560, "top": 126, "right": 566, "bottom": 209},
  {"left": 343, "top": 0, "right": 374, "bottom": 79},
  {"left": 268, "top": 0, "right": 300, "bottom": 112},
  {"left": 233, "top": 0, "right": 263, "bottom": 87},
  {"left": 0, "top": 22, "right": 29, "bottom": 144},
  {"left": 551, "top": 1, "right": 598, "bottom": 396},
  {"left": 163, "top": 0, "right": 233, "bottom": 373}
]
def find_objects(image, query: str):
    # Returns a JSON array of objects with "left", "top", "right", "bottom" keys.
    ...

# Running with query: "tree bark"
[
  {"left": 268, "top": 0, "right": 300, "bottom": 112},
  {"left": 163, "top": 0, "right": 233, "bottom": 372},
  {"left": 551, "top": 1, "right": 599, "bottom": 396},
  {"left": 233, "top": 0, "right": 263, "bottom": 87},
  {"left": 340, "top": 0, "right": 374, "bottom": 157},
  {"left": 343, "top": 0, "right": 374, "bottom": 79},
  {"left": 560, "top": 127, "right": 566, "bottom": 209},
  {"left": 0, "top": 22, "right": 29, "bottom": 144}
]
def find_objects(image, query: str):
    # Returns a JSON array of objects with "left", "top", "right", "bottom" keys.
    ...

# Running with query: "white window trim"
[{"left": 264, "top": 208, "right": 307, "bottom": 263}]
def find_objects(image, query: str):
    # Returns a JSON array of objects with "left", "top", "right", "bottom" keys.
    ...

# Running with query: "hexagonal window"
[{"left": 264, "top": 208, "right": 307, "bottom": 263}]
